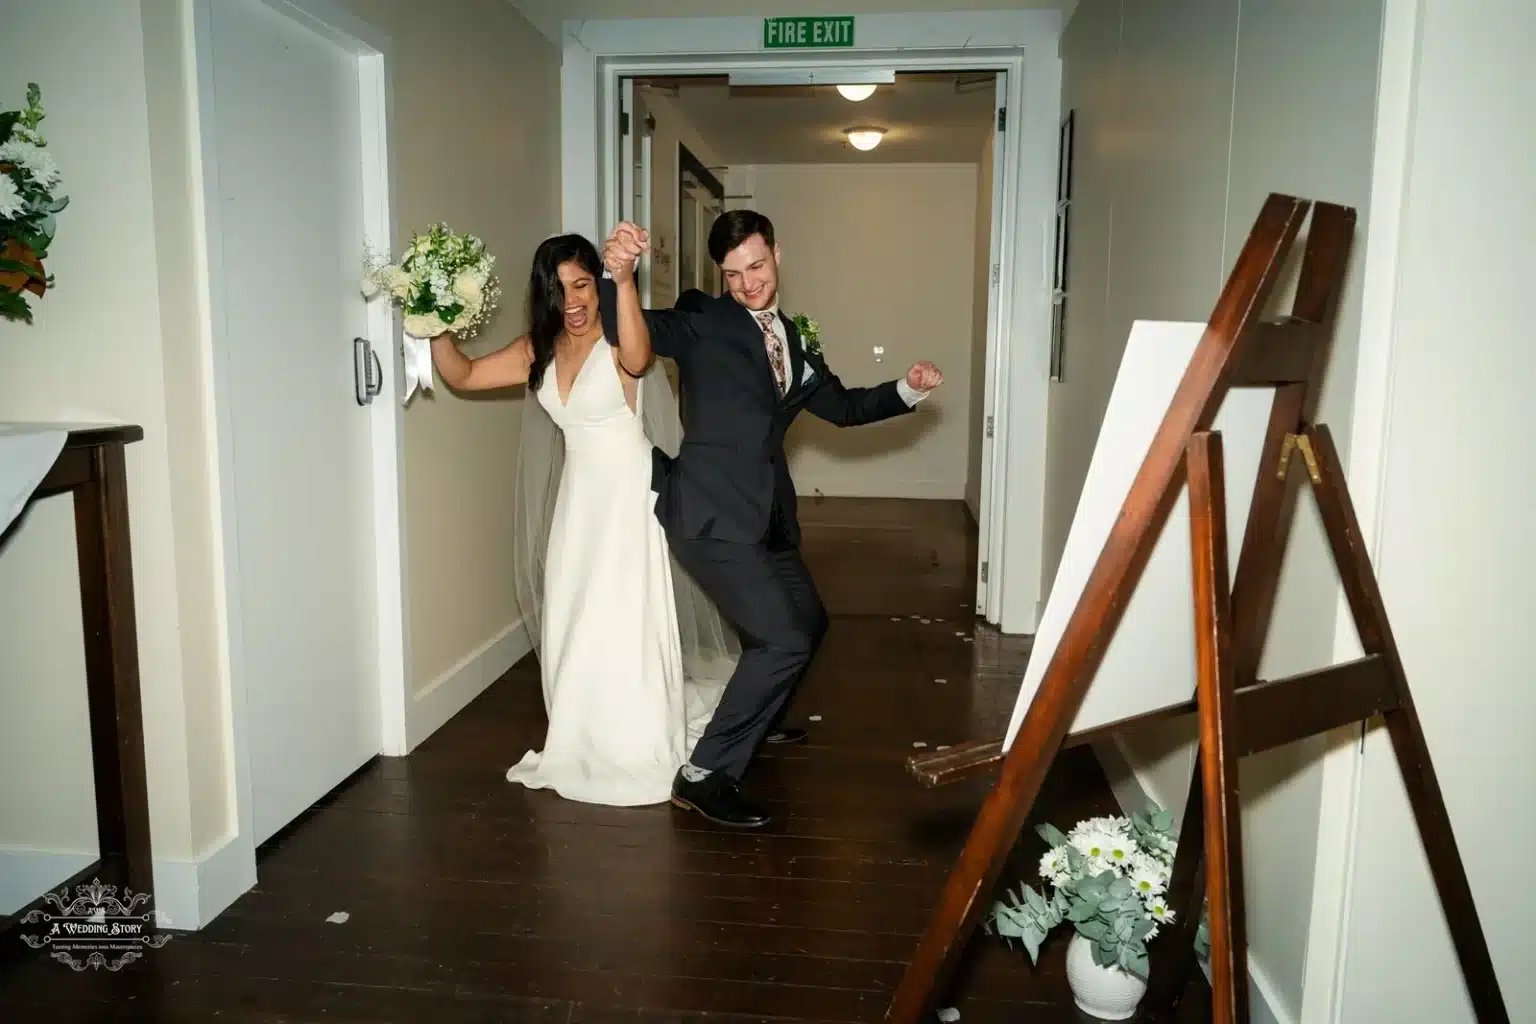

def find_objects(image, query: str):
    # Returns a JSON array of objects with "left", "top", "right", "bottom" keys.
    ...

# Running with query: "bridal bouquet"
[
  {"left": 363, "top": 223, "right": 500, "bottom": 402},
  {"left": 0, "top": 84, "right": 68, "bottom": 323}
]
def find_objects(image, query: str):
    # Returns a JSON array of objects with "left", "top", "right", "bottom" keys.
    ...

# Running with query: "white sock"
[{"left": 680, "top": 762, "right": 712, "bottom": 782}]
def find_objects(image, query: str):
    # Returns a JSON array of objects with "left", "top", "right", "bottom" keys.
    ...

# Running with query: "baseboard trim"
[
  {"left": 0, "top": 834, "right": 255, "bottom": 931},
  {"left": 797, "top": 479, "right": 966, "bottom": 502},
  {"left": 407, "top": 618, "right": 531, "bottom": 750},
  {"left": 1095, "top": 738, "right": 1294, "bottom": 1024}
]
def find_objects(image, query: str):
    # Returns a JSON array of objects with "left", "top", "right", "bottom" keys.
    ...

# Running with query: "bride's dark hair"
[{"left": 526, "top": 233, "right": 606, "bottom": 392}]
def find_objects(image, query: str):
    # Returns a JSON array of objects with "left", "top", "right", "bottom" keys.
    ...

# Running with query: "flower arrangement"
[
  {"left": 0, "top": 84, "right": 68, "bottom": 323},
  {"left": 984, "top": 807, "right": 1182, "bottom": 981},
  {"left": 789, "top": 312, "right": 821, "bottom": 356},
  {"left": 363, "top": 223, "right": 500, "bottom": 401}
]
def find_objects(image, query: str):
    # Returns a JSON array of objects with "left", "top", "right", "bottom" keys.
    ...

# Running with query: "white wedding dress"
[{"left": 506, "top": 341, "right": 729, "bottom": 806}]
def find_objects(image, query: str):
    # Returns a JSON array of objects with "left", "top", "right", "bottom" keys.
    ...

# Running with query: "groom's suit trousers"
[{"left": 669, "top": 522, "right": 829, "bottom": 780}]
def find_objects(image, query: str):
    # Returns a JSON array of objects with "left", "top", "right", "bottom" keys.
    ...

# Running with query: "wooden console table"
[{"left": 0, "top": 425, "right": 151, "bottom": 957}]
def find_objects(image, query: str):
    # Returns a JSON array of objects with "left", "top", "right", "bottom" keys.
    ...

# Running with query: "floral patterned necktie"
[{"left": 757, "top": 311, "right": 789, "bottom": 396}]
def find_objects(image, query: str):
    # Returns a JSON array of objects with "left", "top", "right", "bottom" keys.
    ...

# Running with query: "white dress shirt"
[{"left": 758, "top": 303, "right": 931, "bottom": 406}]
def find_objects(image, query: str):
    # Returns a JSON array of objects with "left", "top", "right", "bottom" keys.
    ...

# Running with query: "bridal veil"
[{"left": 511, "top": 349, "right": 741, "bottom": 689}]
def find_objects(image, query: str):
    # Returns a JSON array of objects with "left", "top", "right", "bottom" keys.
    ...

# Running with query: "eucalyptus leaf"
[
  {"left": 1091, "top": 941, "right": 1115, "bottom": 968},
  {"left": 1126, "top": 950, "right": 1150, "bottom": 979},
  {"left": 1037, "top": 823, "right": 1069, "bottom": 848},
  {"left": 1067, "top": 900, "right": 1099, "bottom": 923},
  {"left": 1131, "top": 918, "right": 1156, "bottom": 941},
  {"left": 1075, "top": 918, "right": 1109, "bottom": 944},
  {"left": 1022, "top": 885, "right": 1047, "bottom": 915}
]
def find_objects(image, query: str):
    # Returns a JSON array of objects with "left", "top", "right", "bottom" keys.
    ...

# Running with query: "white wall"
[
  {"left": 1330, "top": 1, "right": 1535, "bottom": 1018},
  {"left": 745, "top": 162, "right": 981, "bottom": 501},
  {"left": 1046, "top": 0, "right": 1385, "bottom": 1018},
  {"left": 0, "top": 0, "right": 560, "bottom": 924}
]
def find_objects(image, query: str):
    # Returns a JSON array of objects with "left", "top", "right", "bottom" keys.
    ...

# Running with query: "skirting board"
[
  {"left": 0, "top": 832, "right": 255, "bottom": 931},
  {"left": 406, "top": 618, "right": 532, "bottom": 751},
  {"left": 792, "top": 478, "right": 965, "bottom": 502},
  {"left": 1094, "top": 737, "right": 1291, "bottom": 1024}
]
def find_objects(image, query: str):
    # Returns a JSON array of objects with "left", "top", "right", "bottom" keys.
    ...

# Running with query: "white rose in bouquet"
[{"left": 363, "top": 224, "right": 502, "bottom": 404}]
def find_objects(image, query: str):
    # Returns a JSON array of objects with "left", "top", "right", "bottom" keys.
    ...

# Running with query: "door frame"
[
  {"left": 561, "top": 11, "right": 1063, "bottom": 633},
  {"left": 190, "top": 0, "right": 406, "bottom": 880},
  {"left": 1298, "top": 0, "right": 1422, "bottom": 1019}
]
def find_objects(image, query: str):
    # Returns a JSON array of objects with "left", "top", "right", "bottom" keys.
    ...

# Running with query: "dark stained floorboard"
[{"left": 0, "top": 497, "right": 1209, "bottom": 1022}]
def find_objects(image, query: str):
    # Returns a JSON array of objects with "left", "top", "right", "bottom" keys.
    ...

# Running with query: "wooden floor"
[{"left": 2, "top": 497, "right": 1209, "bottom": 1022}]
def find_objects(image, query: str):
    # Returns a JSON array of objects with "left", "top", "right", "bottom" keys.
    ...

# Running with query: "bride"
[{"left": 429, "top": 232, "right": 738, "bottom": 806}]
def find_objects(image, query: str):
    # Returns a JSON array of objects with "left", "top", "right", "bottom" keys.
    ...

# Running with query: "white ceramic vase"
[{"left": 1065, "top": 932, "right": 1148, "bottom": 1021}]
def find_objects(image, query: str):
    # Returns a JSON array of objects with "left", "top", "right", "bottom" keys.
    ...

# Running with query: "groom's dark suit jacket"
[{"left": 599, "top": 280, "right": 912, "bottom": 547}]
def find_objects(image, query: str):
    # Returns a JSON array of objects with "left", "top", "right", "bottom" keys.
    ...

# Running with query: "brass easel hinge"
[
  {"left": 1296, "top": 433, "right": 1322, "bottom": 483},
  {"left": 1277, "top": 432, "right": 1321, "bottom": 483}
]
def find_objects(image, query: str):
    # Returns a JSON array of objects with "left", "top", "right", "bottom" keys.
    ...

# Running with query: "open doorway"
[{"left": 618, "top": 70, "right": 1009, "bottom": 609}]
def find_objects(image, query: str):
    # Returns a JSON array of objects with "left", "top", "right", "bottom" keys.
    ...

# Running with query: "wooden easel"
[{"left": 887, "top": 195, "right": 1508, "bottom": 1022}]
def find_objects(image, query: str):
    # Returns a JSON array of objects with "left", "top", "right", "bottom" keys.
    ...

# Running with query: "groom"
[{"left": 601, "top": 210, "right": 943, "bottom": 828}]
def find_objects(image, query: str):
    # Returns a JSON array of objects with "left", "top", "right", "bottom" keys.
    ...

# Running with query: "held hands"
[
  {"left": 603, "top": 222, "right": 650, "bottom": 284},
  {"left": 907, "top": 361, "right": 944, "bottom": 393}
]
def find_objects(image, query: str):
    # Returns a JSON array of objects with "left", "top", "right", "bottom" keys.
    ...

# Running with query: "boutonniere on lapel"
[{"left": 789, "top": 312, "right": 822, "bottom": 356}]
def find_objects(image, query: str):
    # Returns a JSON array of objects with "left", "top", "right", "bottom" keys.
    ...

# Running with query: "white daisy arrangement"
[
  {"left": 0, "top": 84, "right": 68, "bottom": 323},
  {"left": 984, "top": 806, "right": 1201, "bottom": 980},
  {"left": 363, "top": 223, "right": 500, "bottom": 402}
]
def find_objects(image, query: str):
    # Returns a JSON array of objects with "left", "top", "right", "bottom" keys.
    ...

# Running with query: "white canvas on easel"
[{"left": 1004, "top": 321, "right": 1278, "bottom": 748}]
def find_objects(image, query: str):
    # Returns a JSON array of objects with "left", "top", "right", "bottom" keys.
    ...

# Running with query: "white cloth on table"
[{"left": 0, "top": 425, "right": 68, "bottom": 536}]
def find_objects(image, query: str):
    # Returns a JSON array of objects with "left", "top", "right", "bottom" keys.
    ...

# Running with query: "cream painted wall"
[
  {"left": 1334, "top": 2, "right": 1534, "bottom": 1018},
  {"left": 965, "top": 131, "right": 994, "bottom": 519},
  {"left": 0, "top": 0, "right": 559, "bottom": 916},
  {"left": 510, "top": 0, "right": 1066, "bottom": 44},
  {"left": 0, "top": 0, "right": 198, "bottom": 908},
  {"left": 745, "top": 162, "right": 980, "bottom": 501},
  {"left": 1044, "top": 0, "right": 1384, "bottom": 1017},
  {"left": 351, "top": 0, "right": 563, "bottom": 692}
]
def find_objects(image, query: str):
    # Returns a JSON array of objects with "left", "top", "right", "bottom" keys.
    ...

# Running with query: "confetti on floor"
[
  {"left": 937, "top": 1009, "right": 961, "bottom": 1022},
  {"left": 920, "top": 618, "right": 931, "bottom": 624},
  {"left": 325, "top": 911, "right": 350, "bottom": 924},
  {"left": 937, "top": 745, "right": 951, "bottom": 751},
  {"left": 891, "top": 616, "right": 902, "bottom": 622},
  {"left": 934, "top": 677, "right": 947, "bottom": 684},
  {"left": 808, "top": 714, "right": 823, "bottom": 722},
  {"left": 913, "top": 741, "right": 927, "bottom": 748}
]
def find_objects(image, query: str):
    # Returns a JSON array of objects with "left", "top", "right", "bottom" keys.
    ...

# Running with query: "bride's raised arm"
[
  {"left": 609, "top": 255, "right": 653, "bottom": 379},
  {"left": 430, "top": 331, "right": 533, "bottom": 391}
]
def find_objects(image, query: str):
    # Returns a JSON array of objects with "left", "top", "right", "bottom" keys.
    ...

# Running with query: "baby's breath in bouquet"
[{"left": 363, "top": 223, "right": 500, "bottom": 402}]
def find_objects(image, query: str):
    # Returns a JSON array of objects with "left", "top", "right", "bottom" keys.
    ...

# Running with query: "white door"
[
  {"left": 975, "top": 73, "right": 1009, "bottom": 616},
  {"left": 204, "top": 0, "right": 382, "bottom": 844}
]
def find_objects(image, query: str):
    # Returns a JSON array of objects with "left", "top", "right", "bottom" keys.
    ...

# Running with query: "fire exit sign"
[{"left": 762, "top": 16, "right": 855, "bottom": 49}]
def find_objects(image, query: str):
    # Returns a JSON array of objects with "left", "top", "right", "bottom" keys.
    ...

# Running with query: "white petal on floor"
[
  {"left": 913, "top": 741, "right": 927, "bottom": 748},
  {"left": 937, "top": 1009, "right": 961, "bottom": 1022},
  {"left": 809, "top": 714, "right": 823, "bottom": 722},
  {"left": 934, "top": 678, "right": 947, "bottom": 684},
  {"left": 937, "top": 745, "right": 951, "bottom": 751},
  {"left": 325, "top": 911, "right": 350, "bottom": 924}
]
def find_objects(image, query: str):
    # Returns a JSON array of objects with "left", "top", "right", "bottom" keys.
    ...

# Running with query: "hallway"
[{"left": 3, "top": 498, "right": 1209, "bottom": 1022}]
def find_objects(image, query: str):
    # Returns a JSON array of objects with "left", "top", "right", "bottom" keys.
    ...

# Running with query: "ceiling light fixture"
[
  {"left": 844, "top": 126, "right": 887, "bottom": 151},
  {"left": 836, "top": 83, "right": 877, "bottom": 102}
]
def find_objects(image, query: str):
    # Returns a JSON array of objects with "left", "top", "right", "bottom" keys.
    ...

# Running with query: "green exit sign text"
[{"left": 763, "top": 16, "right": 855, "bottom": 49}]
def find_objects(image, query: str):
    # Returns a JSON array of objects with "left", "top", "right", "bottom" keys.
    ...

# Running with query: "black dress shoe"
[
  {"left": 765, "top": 726, "right": 808, "bottom": 745},
  {"left": 670, "top": 770, "right": 771, "bottom": 828}
]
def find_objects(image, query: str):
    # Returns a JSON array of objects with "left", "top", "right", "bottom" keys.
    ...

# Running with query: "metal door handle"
[{"left": 354, "top": 337, "right": 382, "bottom": 405}]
